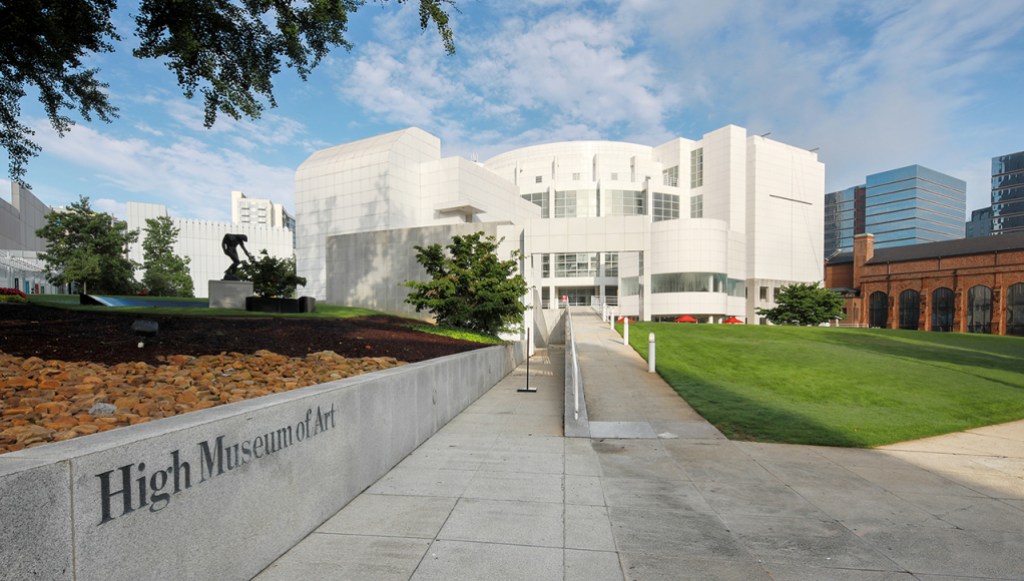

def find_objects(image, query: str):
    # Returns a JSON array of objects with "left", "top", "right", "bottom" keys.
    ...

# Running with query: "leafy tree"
[
  {"left": 1, "top": 0, "right": 456, "bottom": 182},
  {"left": 238, "top": 249, "right": 306, "bottom": 298},
  {"left": 141, "top": 215, "right": 193, "bottom": 297},
  {"left": 404, "top": 232, "right": 528, "bottom": 335},
  {"left": 35, "top": 195, "right": 139, "bottom": 294},
  {"left": 757, "top": 282, "right": 844, "bottom": 326}
]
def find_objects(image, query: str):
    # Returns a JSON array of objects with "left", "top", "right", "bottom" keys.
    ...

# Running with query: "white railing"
[{"left": 565, "top": 304, "right": 581, "bottom": 421}]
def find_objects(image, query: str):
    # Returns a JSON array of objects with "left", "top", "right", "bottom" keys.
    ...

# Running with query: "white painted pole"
[
  {"left": 623, "top": 317, "right": 629, "bottom": 346},
  {"left": 609, "top": 309, "right": 614, "bottom": 330},
  {"left": 648, "top": 332, "right": 656, "bottom": 373}
]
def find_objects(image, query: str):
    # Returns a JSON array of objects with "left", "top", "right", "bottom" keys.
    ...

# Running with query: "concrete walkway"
[{"left": 256, "top": 311, "right": 1024, "bottom": 580}]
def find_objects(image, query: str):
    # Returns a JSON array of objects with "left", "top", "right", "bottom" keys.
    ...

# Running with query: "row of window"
[
  {"left": 522, "top": 190, "right": 703, "bottom": 220},
  {"left": 868, "top": 283, "right": 1024, "bottom": 335},
  {"left": 540, "top": 252, "right": 619, "bottom": 278},
  {"left": 533, "top": 169, "right": 636, "bottom": 184},
  {"left": 613, "top": 273, "right": 745, "bottom": 298}
]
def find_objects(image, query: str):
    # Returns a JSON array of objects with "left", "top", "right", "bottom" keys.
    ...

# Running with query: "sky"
[{"left": 3, "top": 0, "right": 1024, "bottom": 223}]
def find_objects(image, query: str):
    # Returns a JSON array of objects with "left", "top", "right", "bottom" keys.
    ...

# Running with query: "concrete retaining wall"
[{"left": 0, "top": 344, "right": 521, "bottom": 581}]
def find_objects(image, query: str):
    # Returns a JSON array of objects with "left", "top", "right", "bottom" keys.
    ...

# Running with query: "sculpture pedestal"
[{"left": 208, "top": 280, "right": 253, "bottom": 310}]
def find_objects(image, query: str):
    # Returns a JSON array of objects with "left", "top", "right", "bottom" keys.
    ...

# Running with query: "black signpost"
[{"left": 517, "top": 333, "right": 536, "bottom": 393}]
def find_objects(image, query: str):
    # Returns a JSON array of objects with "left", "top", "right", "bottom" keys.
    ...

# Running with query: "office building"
[
  {"left": 231, "top": 190, "right": 296, "bottom": 247},
  {"left": 992, "top": 150, "right": 1024, "bottom": 235},
  {"left": 824, "top": 165, "right": 966, "bottom": 258},
  {"left": 966, "top": 206, "right": 993, "bottom": 238}
]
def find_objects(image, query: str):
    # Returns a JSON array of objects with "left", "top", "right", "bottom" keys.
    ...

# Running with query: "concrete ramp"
[{"left": 570, "top": 310, "right": 726, "bottom": 441}]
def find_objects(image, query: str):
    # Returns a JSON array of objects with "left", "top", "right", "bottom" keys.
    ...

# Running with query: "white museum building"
[
  {"left": 295, "top": 125, "right": 824, "bottom": 323},
  {"left": 127, "top": 193, "right": 294, "bottom": 298}
]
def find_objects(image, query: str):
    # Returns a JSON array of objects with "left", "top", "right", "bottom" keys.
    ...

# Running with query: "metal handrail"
[{"left": 565, "top": 304, "right": 580, "bottom": 421}]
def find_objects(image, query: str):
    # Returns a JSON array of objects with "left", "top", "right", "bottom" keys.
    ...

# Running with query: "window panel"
[
  {"left": 690, "top": 148, "right": 703, "bottom": 188},
  {"left": 652, "top": 192, "right": 680, "bottom": 222}
]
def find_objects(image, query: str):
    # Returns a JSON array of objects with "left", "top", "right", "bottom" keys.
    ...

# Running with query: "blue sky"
[{"left": 3, "top": 0, "right": 1023, "bottom": 223}]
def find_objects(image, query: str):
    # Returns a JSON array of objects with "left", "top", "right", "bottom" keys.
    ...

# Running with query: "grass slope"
[
  {"left": 624, "top": 322, "right": 1024, "bottom": 447},
  {"left": 27, "top": 294, "right": 501, "bottom": 343}
]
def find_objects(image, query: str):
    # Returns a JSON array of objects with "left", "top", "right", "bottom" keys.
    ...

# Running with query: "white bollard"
[
  {"left": 648, "top": 332, "right": 656, "bottom": 373},
  {"left": 609, "top": 310, "right": 614, "bottom": 331},
  {"left": 623, "top": 317, "right": 629, "bottom": 346}
]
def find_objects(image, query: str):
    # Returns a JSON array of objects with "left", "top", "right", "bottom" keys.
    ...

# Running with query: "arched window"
[
  {"left": 899, "top": 290, "right": 920, "bottom": 330},
  {"left": 869, "top": 291, "right": 888, "bottom": 328},
  {"left": 967, "top": 285, "right": 993, "bottom": 334},
  {"left": 1007, "top": 283, "right": 1024, "bottom": 337},
  {"left": 931, "top": 287, "right": 954, "bottom": 332}
]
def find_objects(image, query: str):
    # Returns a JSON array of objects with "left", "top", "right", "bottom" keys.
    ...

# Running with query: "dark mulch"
[{"left": 0, "top": 303, "right": 486, "bottom": 365}]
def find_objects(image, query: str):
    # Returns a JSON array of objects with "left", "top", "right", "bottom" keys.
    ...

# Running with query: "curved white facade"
[{"left": 296, "top": 125, "right": 824, "bottom": 323}]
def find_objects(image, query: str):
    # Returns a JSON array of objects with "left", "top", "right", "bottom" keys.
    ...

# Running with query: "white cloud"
[
  {"left": 33, "top": 123, "right": 295, "bottom": 222},
  {"left": 609, "top": 0, "right": 1024, "bottom": 213},
  {"left": 92, "top": 198, "right": 129, "bottom": 220}
]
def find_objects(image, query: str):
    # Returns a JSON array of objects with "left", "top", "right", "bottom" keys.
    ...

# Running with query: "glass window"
[
  {"left": 690, "top": 194, "right": 703, "bottom": 218},
  {"left": 604, "top": 190, "right": 646, "bottom": 216},
  {"left": 621, "top": 276, "right": 640, "bottom": 296},
  {"left": 760, "top": 286, "right": 768, "bottom": 301},
  {"left": 690, "top": 148, "right": 703, "bottom": 188},
  {"left": 535, "top": 175, "right": 543, "bottom": 183},
  {"left": 554, "top": 190, "right": 598, "bottom": 218},
  {"left": 869, "top": 291, "right": 888, "bottom": 328},
  {"left": 967, "top": 285, "right": 993, "bottom": 333},
  {"left": 727, "top": 279, "right": 745, "bottom": 298},
  {"left": 662, "top": 165, "right": 679, "bottom": 187},
  {"left": 652, "top": 192, "right": 680, "bottom": 222},
  {"left": 554, "top": 253, "right": 599, "bottom": 277},
  {"left": 610, "top": 172, "right": 619, "bottom": 181},
  {"left": 931, "top": 287, "right": 954, "bottom": 332},
  {"left": 557, "top": 286, "right": 599, "bottom": 306},
  {"left": 541, "top": 254, "right": 550, "bottom": 278},
  {"left": 899, "top": 289, "right": 920, "bottom": 330},
  {"left": 602, "top": 253, "right": 618, "bottom": 278},
  {"left": 572, "top": 172, "right": 581, "bottom": 181},
  {"left": 521, "top": 192, "right": 549, "bottom": 218},
  {"left": 651, "top": 273, "right": 726, "bottom": 294},
  {"left": 1007, "top": 282, "right": 1024, "bottom": 336}
]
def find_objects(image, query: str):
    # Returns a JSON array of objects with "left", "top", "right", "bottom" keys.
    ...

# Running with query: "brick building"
[{"left": 825, "top": 232, "right": 1024, "bottom": 336}]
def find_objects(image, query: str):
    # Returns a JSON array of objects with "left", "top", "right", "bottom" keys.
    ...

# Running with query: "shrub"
[
  {"left": 237, "top": 250, "right": 306, "bottom": 298},
  {"left": 0, "top": 287, "right": 28, "bottom": 303}
]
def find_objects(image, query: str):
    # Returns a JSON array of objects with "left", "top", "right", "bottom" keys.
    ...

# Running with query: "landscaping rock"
[{"left": 0, "top": 350, "right": 406, "bottom": 453}]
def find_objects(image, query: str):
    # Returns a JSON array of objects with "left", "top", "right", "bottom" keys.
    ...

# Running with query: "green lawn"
[
  {"left": 27, "top": 293, "right": 379, "bottom": 318},
  {"left": 26, "top": 294, "right": 500, "bottom": 343},
  {"left": 622, "top": 322, "right": 1024, "bottom": 447}
]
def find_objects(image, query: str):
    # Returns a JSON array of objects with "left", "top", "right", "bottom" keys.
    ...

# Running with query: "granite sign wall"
[{"left": 0, "top": 344, "right": 520, "bottom": 581}]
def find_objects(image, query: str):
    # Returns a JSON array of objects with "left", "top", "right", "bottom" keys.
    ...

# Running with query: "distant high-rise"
[
  {"left": 992, "top": 150, "right": 1024, "bottom": 235},
  {"left": 824, "top": 165, "right": 965, "bottom": 258},
  {"left": 966, "top": 206, "right": 993, "bottom": 238},
  {"left": 824, "top": 185, "right": 864, "bottom": 259},
  {"left": 231, "top": 190, "right": 296, "bottom": 247}
]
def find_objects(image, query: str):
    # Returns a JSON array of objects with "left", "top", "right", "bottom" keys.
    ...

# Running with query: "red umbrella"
[
  {"left": 674, "top": 315, "right": 697, "bottom": 323},
  {"left": 723, "top": 316, "right": 743, "bottom": 324}
]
